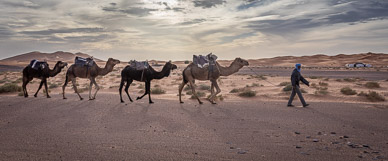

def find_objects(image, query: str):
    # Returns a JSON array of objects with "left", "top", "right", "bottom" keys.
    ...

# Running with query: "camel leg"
[
  {"left": 88, "top": 79, "right": 94, "bottom": 100},
  {"left": 125, "top": 79, "right": 134, "bottom": 102},
  {"left": 22, "top": 77, "right": 31, "bottom": 98},
  {"left": 209, "top": 80, "right": 221, "bottom": 104},
  {"left": 189, "top": 81, "right": 202, "bottom": 104},
  {"left": 119, "top": 79, "right": 125, "bottom": 103},
  {"left": 91, "top": 78, "right": 100, "bottom": 100},
  {"left": 146, "top": 81, "right": 153, "bottom": 104},
  {"left": 43, "top": 79, "right": 50, "bottom": 98},
  {"left": 34, "top": 80, "right": 44, "bottom": 97},
  {"left": 178, "top": 80, "right": 187, "bottom": 104},
  {"left": 208, "top": 82, "right": 215, "bottom": 102},
  {"left": 137, "top": 82, "right": 148, "bottom": 100},
  {"left": 62, "top": 75, "right": 70, "bottom": 99},
  {"left": 71, "top": 78, "right": 83, "bottom": 100}
]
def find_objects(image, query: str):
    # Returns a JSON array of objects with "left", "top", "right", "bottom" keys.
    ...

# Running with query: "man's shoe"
[
  {"left": 303, "top": 104, "right": 309, "bottom": 107},
  {"left": 287, "top": 104, "right": 295, "bottom": 107}
]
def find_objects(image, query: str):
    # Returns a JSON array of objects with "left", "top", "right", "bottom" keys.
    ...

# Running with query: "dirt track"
[{"left": 0, "top": 93, "right": 387, "bottom": 160}]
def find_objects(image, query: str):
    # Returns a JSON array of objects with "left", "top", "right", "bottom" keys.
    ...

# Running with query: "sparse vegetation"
[
  {"left": 184, "top": 60, "right": 190, "bottom": 64},
  {"left": 137, "top": 84, "right": 144, "bottom": 89},
  {"left": 190, "top": 91, "right": 206, "bottom": 99},
  {"left": 360, "top": 91, "right": 385, "bottom": 102},
  {"left": 343, "top": 78, "right": 356, "bottom": 82},
  {"left": 0, "top": 83, "right": 22, "bottom": 93},
  {"left": 319, "top": 81, "right": 328, "bottom": 86},
  {"left": 283, "top": 84, "right": 293, "bottom": 92},
  {"left": 250, "top": 75, "right": 267, "bottom": 80},
  {"left": 314, "top": 87, "right": 328, "bottom": 95},
  {"left": 199, "top": 84, "right": 211, "bottom": 91},
  {"left": 364, "top": 82, "right": 380, "bottom": 89},
  {"left": 238, "top": 89, "right": 257, "bottom": 97},
  {"left": 49, "top": 83, "right": 59, "bottom": 89},
  {"left": 246, "top": 83, "right": 261, "bottom": 87},
  {"left": 230, "top": 88, "right": 242, "bottom": 93},
  {"left": 309, "top": 76, "right": 318, "bottom": 79},
  {"left": 341, "top": 87, "right": 357, "bottom": 95},
  {"left": 279, "top": 82, "right": 291, "bottom": 86},
  {"left": 151, "top": 87, "right": 166, "bottom": 94}
]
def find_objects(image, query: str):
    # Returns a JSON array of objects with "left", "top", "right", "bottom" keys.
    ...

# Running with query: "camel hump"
[
  {"left": 193, "top": 53, "right": 217, "bottom": 68},
  {"left": 75, "top": 56, "right": 95, "bottom": 67},
  {"left": 129, "top": 60, "right": 149, "bottom": 70}
]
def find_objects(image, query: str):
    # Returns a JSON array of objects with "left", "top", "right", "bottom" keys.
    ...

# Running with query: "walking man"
[{"left": 287, "top": 63, "right": 310, "bottom": 107}]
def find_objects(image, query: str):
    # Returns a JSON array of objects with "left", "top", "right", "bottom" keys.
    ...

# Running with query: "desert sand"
[{"left": 0, "top": 52, "right": 387, "bottom": 160}]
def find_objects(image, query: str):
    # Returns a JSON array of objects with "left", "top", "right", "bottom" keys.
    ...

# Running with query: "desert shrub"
[
  {"left": 358, "top": 91, "right": 367, "bottom": 96},
  {"left": 314, "top": 87, "right": 328, "bottom": 95},
  {"left": 49, "top": 83, "right": 59, "bottom": 89},
  {"left": 364, "top": 91, "right": 385, "bottom": 102},
  {"left": 154, "top": 84, "right": 160, "bottom": 88},
  {"left": 341, "top": 87, "right": 357, "bottom": 95},
  {"left": 190, "top": 91, "right": 206, "bottom": 99},
  {"left": 300, "top": 88, "right": 307, "bottom": 93},
  {"left": 335, "top": 79, "right": 343, "bottom": 82},
  {"left": 279, "top": 82, "right": 290, "bottom": 86},
  {"left": 230, "top": 88, "right": 242, "bottom": 93},
  {"left": 310, "top": 76, "right": 318, "bottom": 79},
  {"left": 251, "top": 75, "right": 267, "bottom": 80},
  {"left": 246, "top": 83, "right": 261, "bottom": 87},
  {"left": 343, "top": 78, "right": 356, "bottom": 82},
  {"left": 186, "top": 90, "right": 193, "bottom": 95},
  {"left": 184, "top": 60, "right": 190, "bottom": 64},
  {"left": 283, "top": 84, "right": 293, "bottom": 92},
  {"left": 311, "top": 83, "right": 318, "bottom": 88},
  {"left": 238, "top": 89, "right": 257, "bottom": 97},
  {"left": 207, "top": 94, "right": 225, "bottom": 101},
  {"left": 0, "top": 83, "right": 22, "bottom": 93},
  {"left": 18, "top": 92, "right": 24, "bottom": 96},
  {"left": 319, "top": 81, "right": 328, "bottom": 86},
  {"left": 137, "top": 84, "right": 144, "bottom": 89},
  {"left": 199, "top": 84, "right": 211, "bottom": 91},
  {"left": 12, "top": 78, "right": 22, "bottom": 84},
  {"left": 364, "top": 82, "right": 380, "bottom": 89},
  {"left": 42, "top": 89, "right": 51, "bottom": 94},
  {"left": 323, "top": 78, "right": 330, "bottom": 81},
  {"left": 0, "top": 80, "right": 6, "bottom": 84},
  {"left": 139, "top": 89, "right": 144, "bottom": 93},
  {"left": 151, "top": 87, "right": 166, "bottom": 94}
]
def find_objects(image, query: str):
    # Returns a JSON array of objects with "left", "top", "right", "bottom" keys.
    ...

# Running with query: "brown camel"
[
  {"left": 62, "top": 58, "right": 120, "bottom": 100},
  {"left": 179, "top": 57, "right": 249, "bottom": 104},
  {"left": 22, "top": 61, "right": 68, "bottom": 98}
]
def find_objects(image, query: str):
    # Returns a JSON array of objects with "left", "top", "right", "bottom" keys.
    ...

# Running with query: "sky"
[{"left": 0, "top": 0, "right": 388, "bottom": 61}]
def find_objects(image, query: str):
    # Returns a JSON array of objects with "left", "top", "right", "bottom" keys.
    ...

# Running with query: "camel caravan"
[{"left": 22, "top": 53, "right": 249, "bottom": 104}]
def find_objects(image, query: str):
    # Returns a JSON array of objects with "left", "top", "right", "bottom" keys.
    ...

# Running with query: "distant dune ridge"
[{"left": 0, "top": 51, "right": 387, "bottom": 67}]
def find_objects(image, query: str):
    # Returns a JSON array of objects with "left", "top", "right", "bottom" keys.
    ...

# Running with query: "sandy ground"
[{"left": 0, "top": 93, "right": 387, "bottom": 160}]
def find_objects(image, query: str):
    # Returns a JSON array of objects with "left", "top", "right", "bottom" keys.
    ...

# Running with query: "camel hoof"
[
  {"left": 80, "top": 98, "right": 84, "bottom": 100},
  {"left": 130, "top": 100, "right": 134, "bottom": 102},
  {"left": 47, "top": 96, "right": 51, "bottom": 98},
  {"left": 34, "top": 95, "right": 37, "bottom": 97},
  {"left": 211, "top": 102, "right": 217, "bottom": 105},
  {"left": 24, "top": 95, "right": 28, "bottom": 98},
  {"left": 121, "top": 100, "right": 124, "bottom": 103},
  {"left": 199, "top": 102, "right": 203, "bottom": 104},
  {"left": 149, "top": 101, "right": 154, "bottom": 104},
  {"left": 136, "top": 97, "right": 140, "bottom": 100},
  {"left": 180, "top": 101, "right": 184, "bottom": 104},
  {"left": 63, "top": 97, "right": 67, "bottom": 99}
]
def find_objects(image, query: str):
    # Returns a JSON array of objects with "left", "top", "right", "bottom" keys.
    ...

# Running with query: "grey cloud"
[
  {"left": 178, "top": 19, "right": 206, "bottom": 25},
  {"left": 193, "top": 0, "right": 226, "bottom": 8},
  {"left": 102, "top": 6, "right": 157, "bottom": 17},
  {"left": 0, "top": 26, "right": 16, "bottom": 38},
  {"left": 64, "top": 34, "right": 112, "bottom": 43},
  {"left": 20, "top": 28, "right": 105, "bottom": 36},
  {"left": 1, "top": 0, "right": 59, "bottom": 9}
]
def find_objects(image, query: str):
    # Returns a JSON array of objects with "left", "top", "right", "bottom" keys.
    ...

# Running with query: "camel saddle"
[
  {"left": 29, "top": 59, "right": 48, "bottom": 70},
  {"left": 75, "top": 56, "right": 94, "bottom": 67},
  {"left": 193, "top": 53, "right": 218, "bottom": 69},
  {"left": 129, "top": 60, "right": 149, "bottom": 70}
]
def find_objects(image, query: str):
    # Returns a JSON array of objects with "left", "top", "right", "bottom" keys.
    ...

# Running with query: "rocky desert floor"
[{"left": 0, "top": 62, "right": 387, "bottom": 160}]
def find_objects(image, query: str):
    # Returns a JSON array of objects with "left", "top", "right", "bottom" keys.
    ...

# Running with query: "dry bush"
[
  {"left": 151, "top": 87, "right": 166, "bottom": 94},
  {"left": 0, "top": 83, "right": 22, "bottom": 93},
  {"left": 341, "top": 87, "right": 357, "bottom": 95},
  {"left": 238, "top": 89, "right": 257, "bottom": 97},
  {"left": 364, "top": 82, "right": 380, "bottom": 89}
]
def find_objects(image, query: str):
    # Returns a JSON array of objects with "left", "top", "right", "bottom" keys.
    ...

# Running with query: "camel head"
[
  {"left": 107, "top": 58, "right": 121, "bottom": 66},
  {"left": 56, "top": 61, "right": 68, "bottom": 68},
  {"left": 234, "top": 57, "right": 249, "bottom": 67}
]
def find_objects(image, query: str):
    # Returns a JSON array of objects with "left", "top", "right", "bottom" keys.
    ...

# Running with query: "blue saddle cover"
[
  {"left": 129, "top": 60, "right": 149, "bottom": 70},
  {"left": 75, "top": 56, "right": 94, "bottom": 67},
  {"left": 193, "top": 53, "right": 217, "bottom": 68},
  {"left": 29, "top": 59, "right": 48, "bottom": 70}
]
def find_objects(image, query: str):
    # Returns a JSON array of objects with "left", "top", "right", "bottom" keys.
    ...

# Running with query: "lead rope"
[{"left": 247, "top": 66, "right": 278, "bottom": 87}]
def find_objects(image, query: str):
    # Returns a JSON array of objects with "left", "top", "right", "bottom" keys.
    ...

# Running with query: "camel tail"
[{"left": 182, "top": 68, "right": 188, "bottom": 84}]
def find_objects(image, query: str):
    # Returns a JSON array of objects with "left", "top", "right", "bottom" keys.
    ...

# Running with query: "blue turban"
[{"left": 295, "top": 63, "right": 301, "bottom": 72}]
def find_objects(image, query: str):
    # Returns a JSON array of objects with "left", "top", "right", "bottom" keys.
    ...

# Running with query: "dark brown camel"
[
  {"left": 22, "top": 61, "right": 68, "bottom": 98},
  {"left": 62, "top": 58, "right": 120, "bottom": 100},
  {"left": 119, "top": 61, "right": 177, "bottom": 104},
  {"left": 179, "top": 58, "right": 249, "bottom": 104}
]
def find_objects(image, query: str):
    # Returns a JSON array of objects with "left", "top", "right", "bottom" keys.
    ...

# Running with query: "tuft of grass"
[
  {"left": 361, "top": 91, "right": 385, "bottom": 102},
  {"left": 300, "top": 88, "right": 307, "bottom": 93},
  {"left": 251, "top": 75, "right": 267, "bottom": 80},
  {"left": 238, "top": 89, "right": 257, "bottom": 97},
  {"left": 184, "top": 60, "right": 190, "bottom": 64},
  {"left": 0, "top": 83, "right": 22, "bottom": 93},
  {"left": 279, "top": 82, "right": 291, "bottom": 86},
  {"left": 364, "top": 82, "right": 380, "bottom": 89},
  {"left": 319, "top": 81, "right": 328, "bottom": 86},
  {"left": 343, "top": 78, "right": 356, "bottom": 82},
  {"left": 199, "top": 84, "right": 211, "bottom": 91},
  {"left": 137, "top": 84, "right": 144, "bottom": 89},
  {"left": 335, "top": 79, "right": 343, "bottom": 82},
  {"left": 49, "top": 83, "right": 59, "bottom": 89},
  {"left": 314, "top": 87, "right": 328, "bottom": 95},
  {"left": 151, "top": 87, "right": 166, "bottom": 94},
  {"left": 283, "top": 84, "right": 293, "bottom": 92},
  {"left": 0, "top": 80, "right": 6, "bottom": 84},
  {"left": 230, "top": 88, "right": 242, "bottom": 93},
  {"left": 18, "top": 92, "right": 24, "bottom": 96},
  {"left": 154, "top": 84, "right": 161, "bottom": 88},
  {"left": 309, "top": 76, "right": 318, "bottom": 79},
  {"left": 323, "top": 78, "right": 330, "bottom": 81},
  {"left": 341, "top": 87, "right": 357, "bottom": 95},
  {"left": 190, "top": 91, "right": 206, "bottom": 99}
]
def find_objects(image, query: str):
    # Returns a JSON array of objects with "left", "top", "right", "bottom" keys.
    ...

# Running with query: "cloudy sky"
[{"left": 0, "top": 0, "right": 388, "bottom": 61}]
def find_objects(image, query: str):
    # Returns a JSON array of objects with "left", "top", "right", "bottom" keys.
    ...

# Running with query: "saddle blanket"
[
  {"left": 193, "top": 53, "right": 218, "bottom": 68},
  {"left": 129, "top": 60, "right": 149, "bottom": 70},
  {"left": 29, "top": 59, "right": 48, "bottom": 70},
  {"left": 75, "top": 56, "right": 94, "bottom": 67}
]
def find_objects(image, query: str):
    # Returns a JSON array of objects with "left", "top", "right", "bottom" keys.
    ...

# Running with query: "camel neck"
[
  {"left": 48, "top": 64, "right": 62, "bottom": 77},
  {"left": 153, "top": 64, "right": 171, "bottom": 79},
  {"left": 97, "top": 62, "right": 114, "bottom": 76},
  {"left": 217, "top": 61, "right": 242, "bottom": 76}
]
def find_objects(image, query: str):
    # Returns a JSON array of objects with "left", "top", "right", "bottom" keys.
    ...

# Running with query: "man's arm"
[{"left": 300, "top": 75, "right": 310, "bottom": 86}]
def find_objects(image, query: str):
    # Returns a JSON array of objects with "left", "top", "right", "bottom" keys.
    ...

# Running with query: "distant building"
[{"left": 345, "top": 62, "right": 372, "bottom": 68}]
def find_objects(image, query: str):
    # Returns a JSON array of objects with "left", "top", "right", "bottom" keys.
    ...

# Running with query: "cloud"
[
  {"left": 19, "top": 28, "right": 105, "bottom": 36},
  {"left": 193, "top": 0, "right": 226, "bottom": 8}
]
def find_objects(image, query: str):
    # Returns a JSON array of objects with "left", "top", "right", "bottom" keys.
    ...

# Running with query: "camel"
[
  {"left": 22, "top": 61, "right": 68, "bottom": 98},
  {"left": 62, "top": 58, "right": 120, "bottom": 100},
  {"left": 119, "top": 61, "right": 177, "bottom": 104},
  {"left": 179, "top": 57, "right": 249, "bottom": 104}
]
